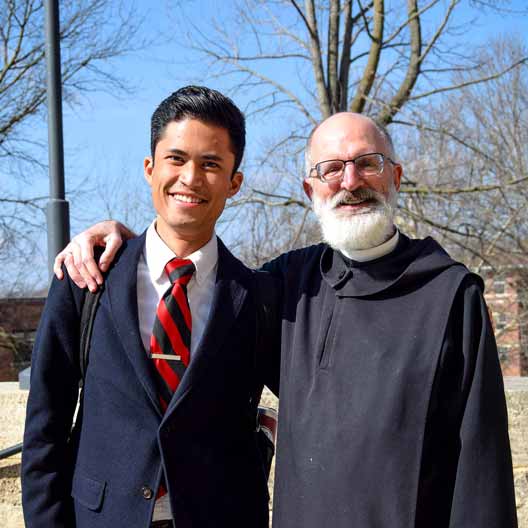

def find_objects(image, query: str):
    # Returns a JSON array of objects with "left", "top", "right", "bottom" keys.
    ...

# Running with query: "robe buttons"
[{"left": 141, "top": 485, "right": 153, "bottom": 500}]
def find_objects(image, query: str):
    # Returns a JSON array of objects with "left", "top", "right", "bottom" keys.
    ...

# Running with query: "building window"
[
  {"left": 497, "top": 346, "right": 510, "bottom": 365},
  {"left": 495, "top": 313, "right": 507, "bottom": 331},
  {"left": 493, "top": 280, "right": 506, "bottom": 295}
]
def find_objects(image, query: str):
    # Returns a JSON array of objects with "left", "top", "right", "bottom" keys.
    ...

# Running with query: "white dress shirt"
[
  {"left": 137, "top": 221, "right": 218, "bottom": 355},
  {"left": 136, "top": 220, "right": 218, "bottom": 521}
]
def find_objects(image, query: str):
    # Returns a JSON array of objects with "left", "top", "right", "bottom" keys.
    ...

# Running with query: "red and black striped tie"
[{"left": 150, "top": 258, "right": 195, "bottom": 412}]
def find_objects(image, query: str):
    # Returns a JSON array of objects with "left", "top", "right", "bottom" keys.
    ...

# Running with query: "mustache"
[{"left": 328, "top": 188, "right": 384, "bottom": 208}]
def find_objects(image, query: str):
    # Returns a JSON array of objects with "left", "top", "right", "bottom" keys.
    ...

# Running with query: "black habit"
[{"left": 264, "top": 234, "right": 517, "bottom": 528}]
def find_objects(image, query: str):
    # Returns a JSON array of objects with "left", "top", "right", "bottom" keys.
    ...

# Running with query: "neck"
[{"left": 155, "top": 221, "right": 213, "bottom": 257}]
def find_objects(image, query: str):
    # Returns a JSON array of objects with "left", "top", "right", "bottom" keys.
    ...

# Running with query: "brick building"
[
  {"left": 0, "top": 271, "right": 526, "bottom": 381},
  {"left": 0, "top": 298, "right": 45, "bottom": 381},
  {"left": 484, "top": 266, "right": 528, "bottom": 376}
]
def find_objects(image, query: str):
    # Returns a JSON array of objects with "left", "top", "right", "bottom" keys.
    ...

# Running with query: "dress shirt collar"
[
  {"left": 144, "top": 220, "right": 218, "bottom": 286},
  {"left": 339, "top": 228, "right": 399, "bottom": 263}
]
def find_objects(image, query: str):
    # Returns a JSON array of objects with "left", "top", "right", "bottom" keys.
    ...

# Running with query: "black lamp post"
[{"left": 44, "top": 0, "right": 70, "bottom": 279}]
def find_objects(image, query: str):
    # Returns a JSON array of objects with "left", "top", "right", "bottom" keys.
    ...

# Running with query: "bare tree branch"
[
  {"left": 377, "top": 0, "right": 421, "bottom": 124},
  {"left": 350, "top": 0, "right": 384, "bottom": 114},
  {"left": 303, "top": 0, "right": 331, "bottom": 116},
  {"left": 337, "top": 0, "right": 353, "bottom": 110},
  {"left": 408, "top": 56, "right": 528, "bottom": 101},
  {"left": 327, "top": 0, "right": 340, "bottom": 113},
  {"left": 400, "top": 175, "right": 528, "bottom": 195}
]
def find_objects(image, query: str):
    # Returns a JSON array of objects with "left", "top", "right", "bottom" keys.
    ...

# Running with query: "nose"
[
  {"left": 339, "top": 161, "right": 363, "bottom": 191},
  {"left": 178, "top": 161, "right": 202, "bottom": 187}
]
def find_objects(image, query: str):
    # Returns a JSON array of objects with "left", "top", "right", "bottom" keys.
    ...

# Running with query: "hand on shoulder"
[{"left": 53, "top": 220, "right": 135, "bottom": 291}]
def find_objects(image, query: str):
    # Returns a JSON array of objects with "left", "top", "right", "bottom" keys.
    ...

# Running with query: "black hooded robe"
[{"left": 264, "top": 234, "right": 517, "bottom": 528}]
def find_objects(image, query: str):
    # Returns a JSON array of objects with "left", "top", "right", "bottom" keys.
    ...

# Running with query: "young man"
[
  {"left": 56, "top": 112, "right": 517, "bottom": 527},
  {"left": 22, "top": 86, "right": 279, "bottom": 528}
]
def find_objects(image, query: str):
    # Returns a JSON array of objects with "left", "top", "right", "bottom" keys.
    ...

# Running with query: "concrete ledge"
[
  {"left": 0, "top": 382, "right": 26, "bottom": 528},
  {"left": 0, "top": 459, "right": 23, "bottom": 528},
  {"left": 505, "top": 377, "right": 528, "bottom": 526},
  {"left": 0, "top": 383, "right": 27, "bottom": 450},
  {"left": 1, "top": 381, "right": 526, "bottom": 527}
]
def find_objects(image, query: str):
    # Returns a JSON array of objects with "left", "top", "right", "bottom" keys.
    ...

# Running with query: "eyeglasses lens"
[{"left": 317, "top": 154, "right": 384, "bottom": 181}]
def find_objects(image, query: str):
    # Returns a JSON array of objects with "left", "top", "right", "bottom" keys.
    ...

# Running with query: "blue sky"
[
  {"left": 58, "top": 0, "right": 528, "bottom": 218},
  {"left": 4, "top": 0, "right": 528, "bottom": 292}
]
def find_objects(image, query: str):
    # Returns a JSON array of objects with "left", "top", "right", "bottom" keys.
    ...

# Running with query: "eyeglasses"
[{"left": 309, "top": 153, "right": 398, "bottom": 183}]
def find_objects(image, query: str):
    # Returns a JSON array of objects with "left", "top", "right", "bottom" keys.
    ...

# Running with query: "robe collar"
[{"left": 320, "top": 233, "right": 461, "bottom": 298}]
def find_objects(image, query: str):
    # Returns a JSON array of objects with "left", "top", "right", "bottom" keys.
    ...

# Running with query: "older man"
[
  {"left": 264, "top": 113, "right": 517, "bottom": 528},
  {"left": 55, "top": 112, "right": 517, "bottom": 528}
]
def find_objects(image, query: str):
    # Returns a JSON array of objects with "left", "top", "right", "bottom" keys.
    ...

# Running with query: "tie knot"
[{"left": 165, "top": 258, "right": 195, "bottom": 285}]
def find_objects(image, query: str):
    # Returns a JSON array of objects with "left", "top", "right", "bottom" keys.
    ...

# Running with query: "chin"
[
  {"left": 321, "top": 209, "right": 395, "bottom": 251},
  {"left": 313, "top": 191, "right": 397, "bottom": 252}
]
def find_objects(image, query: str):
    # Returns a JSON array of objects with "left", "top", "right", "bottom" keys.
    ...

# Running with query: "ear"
[
  {"left": 227, "top": 171, "right": 243, "bottom": 197},
  {"left": 303, "top": 179, "right": 313, "bottom": 201},
  {"left": 392, "top": 163, "right": 402, "bottom": 191},
  {"left": 144, "top": 156, "right": 154, "bottom": 186}
]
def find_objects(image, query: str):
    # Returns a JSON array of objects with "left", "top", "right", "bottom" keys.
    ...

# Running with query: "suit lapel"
[
  {"left": 163, "top": 238, "right": 250, "bottom": 416},
  {"left": 105, "top": 232, "right": 163, "bottom": 417}
]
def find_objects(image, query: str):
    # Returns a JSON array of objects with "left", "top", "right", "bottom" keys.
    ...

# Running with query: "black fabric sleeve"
[
  {"left": 261, "top": 251, "right": 291, "bottom": 282},
  {"left": 443, "top": 277, "right": 517, "bottom": 527},
  {"left": 21, "top": 271, "right": 85, "bottom": 527},
  {"left": 254, "top": 270, "right": 282, "bottom": 397}
]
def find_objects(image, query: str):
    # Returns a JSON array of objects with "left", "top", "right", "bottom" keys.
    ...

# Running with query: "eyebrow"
[
  {"left": 202, "top": 154, "right": 224, "bottom": 161},
  {"left": 165, "top": 148, "right": 187, "bottom": 156},
  {"left": 164, "top": 148, "right": 224, "bottom": 161}
]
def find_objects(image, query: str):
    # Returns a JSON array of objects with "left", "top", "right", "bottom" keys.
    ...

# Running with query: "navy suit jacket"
[{"left": 22, "top": 233, "right": 279, "bottom": 528}]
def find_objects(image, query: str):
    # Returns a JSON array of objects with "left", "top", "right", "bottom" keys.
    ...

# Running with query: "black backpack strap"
[
  {"left": 78, "top": 248, "right": 106, "bottom": 385},
  {"left": 78, "top": 285, "right": 104, "bottom": 385}
]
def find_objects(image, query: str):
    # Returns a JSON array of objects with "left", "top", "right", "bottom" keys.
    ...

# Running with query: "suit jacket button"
[{"left": 141, "top": 486, "right": 153, "bottom": 500}]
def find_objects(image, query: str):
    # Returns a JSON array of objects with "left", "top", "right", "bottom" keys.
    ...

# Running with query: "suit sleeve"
[
  {"left": 21, "top": 272, "right": 84, "bottom": 527},
  {"left": 447, "top": 277, "right": 517, "bottom": 527}
]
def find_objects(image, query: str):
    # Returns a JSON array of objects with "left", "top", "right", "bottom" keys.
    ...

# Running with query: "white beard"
[{"left": 313, "top": 184, "right": 397, "bottom": 252}]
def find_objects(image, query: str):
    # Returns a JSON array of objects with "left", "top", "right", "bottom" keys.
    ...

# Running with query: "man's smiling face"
[
  {"left": 144, "top": 118, "right": 243, "bottom": 251},
  {"left": 304, "top": 113, "right": 401, "bottom": 210},
  {"left": 303, "top": 113, "right": 402, "bottom": 251}
]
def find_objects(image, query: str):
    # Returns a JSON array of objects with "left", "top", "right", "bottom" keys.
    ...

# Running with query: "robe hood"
[{"left": 320, "top": 234, "right": 481, "bottom": 298}]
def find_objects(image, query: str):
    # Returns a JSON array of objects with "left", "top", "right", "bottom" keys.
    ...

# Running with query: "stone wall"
[{"left": 1, "top": 380, "right": 526, "bottom": 527}]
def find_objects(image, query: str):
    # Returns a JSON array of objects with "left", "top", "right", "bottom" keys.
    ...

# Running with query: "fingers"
[
  {"left": 52, "top": 220, "right": 130, "bottom": 290},
  {"left": 83, "top": 220, "right": 126, "bottom": 272},
  {"left": 76, "top": 235, "right": 104, "bottom": 284},
  {"left": 53, "top": 238, "right": 99, "bottom": 292},
  {"left": 53, "top": 243, "right": 88, "bottom": 289},
  {"left": 64, "top": 251, "right": 88, "bottom": 289},
  {"left": 99, "top": 233, "right": 123, "bottom": 272},
  {"left": 53, "top": 251, "right": 66, "bottom": 280},
  {"left": 70, "top": 235, "right": 102, "bottom": 293}
]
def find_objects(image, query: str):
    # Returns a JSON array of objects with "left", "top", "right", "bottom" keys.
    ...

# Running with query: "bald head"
[{"left": 305, "top": 113, "right": 396, "bottom": 175}]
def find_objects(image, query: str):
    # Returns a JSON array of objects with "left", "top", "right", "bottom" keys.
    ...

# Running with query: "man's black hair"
[{"left": 150, "top": 85, "right": 246, "bottom": 174}]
